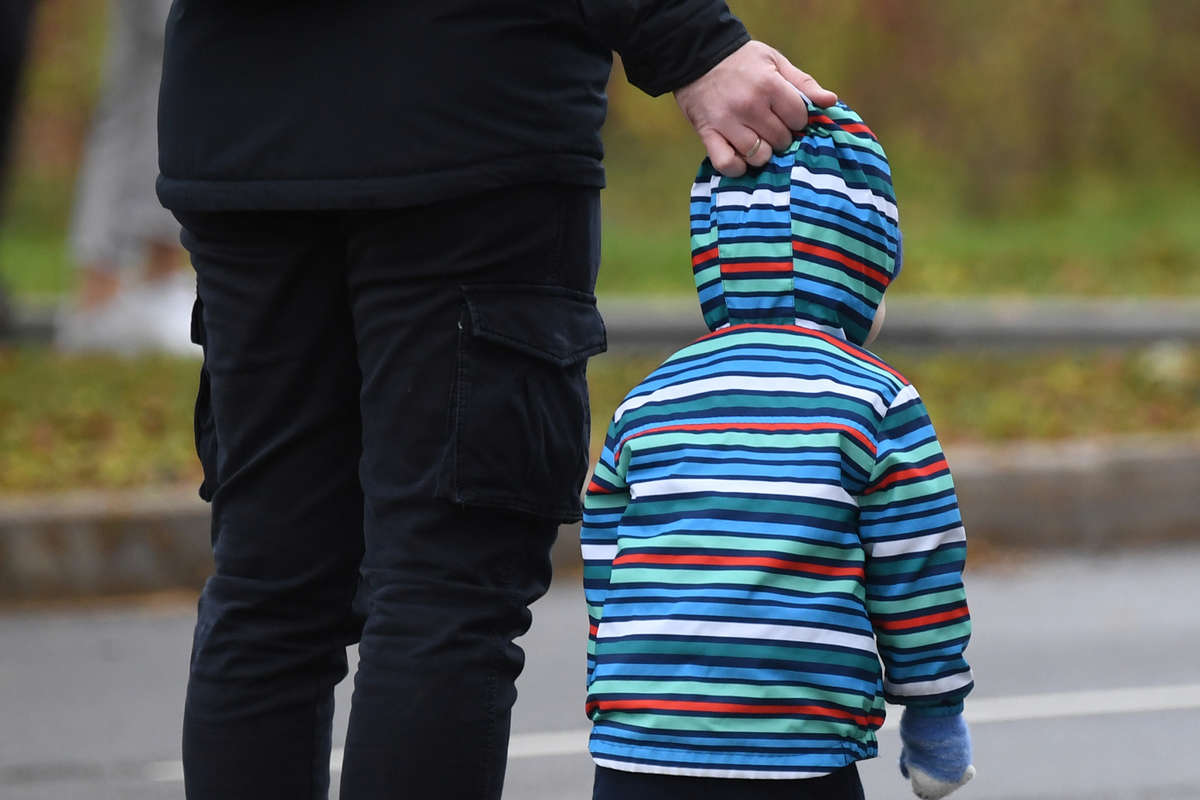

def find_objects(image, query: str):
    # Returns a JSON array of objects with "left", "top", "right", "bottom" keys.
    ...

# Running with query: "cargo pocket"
[
  {"left": 191, "top": 297, "right": 219, "bottom": 502},
  {"left": 437, "top": 283, "right": 607, "bottom": 522}
]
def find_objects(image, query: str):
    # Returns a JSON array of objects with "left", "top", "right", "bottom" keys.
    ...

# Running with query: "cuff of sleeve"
[
  {"left": 653, "top": 29, "right": 750, "bottom": 95},
  {"left": 621, "top": 6, "right": 749, "bottom": 97},
  {"left": 903, "top": 701, "right": 965, "bottom": 718}
]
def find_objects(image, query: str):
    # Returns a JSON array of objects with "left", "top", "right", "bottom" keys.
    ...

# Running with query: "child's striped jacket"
[{"left": 581, "top": 102, "right": 973, "bottom": 780}]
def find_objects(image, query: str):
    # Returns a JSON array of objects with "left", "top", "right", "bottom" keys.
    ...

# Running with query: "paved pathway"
[{"left": 2, "top": 547, "right": 1199, "bottom": 799}]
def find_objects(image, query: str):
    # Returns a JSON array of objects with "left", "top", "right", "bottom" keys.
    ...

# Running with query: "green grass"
[
  {"left": 0, "top": 229, "right": 71, "bottom": 298},
  {"left": 0, "top": 349, "right": 202, "bottom": 492},
  {"left": 0, "top": 172, "right": 79, "bottom": 300},
  {"left": 5, "top": 167, "right": 1199, "bottom": 302},
  {"left": 2, "top": 345, "right": 1198, "bottom": 494}
]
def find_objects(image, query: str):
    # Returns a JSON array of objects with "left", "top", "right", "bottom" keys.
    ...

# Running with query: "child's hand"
[{"left": 898, "top": 709, "right": 975, "bottom": 799}]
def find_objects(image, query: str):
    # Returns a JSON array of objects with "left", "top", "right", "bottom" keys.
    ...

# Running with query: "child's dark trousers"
[{"left": 594, "top": 763, "right": 866, "bottom": 800}]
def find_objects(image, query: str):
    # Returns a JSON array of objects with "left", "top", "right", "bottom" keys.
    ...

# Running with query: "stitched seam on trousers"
[
  {"left": 451, "top": 309, "right": 469, "bottom": 503},
  {"left": 482, "top": 667, "right": 500, "bottom": 798}
]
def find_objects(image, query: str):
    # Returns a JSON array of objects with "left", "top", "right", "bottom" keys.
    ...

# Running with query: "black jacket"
[{"left": 156, "top": 0, "right": 748, "bottom": 211}]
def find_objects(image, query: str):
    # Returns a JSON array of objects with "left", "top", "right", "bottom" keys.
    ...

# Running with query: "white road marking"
[
  {"left": 507, "top": 729, "right": 590, "bottom": 759},
  {"left": 956, "top": 682, "right": 1200, "bottom": 728},
  {"left": 144, "top": 682, "right": 1200, "bottom": 781},
  {"left": 142, "top": 760, "right": 184, "bottom": 782}
]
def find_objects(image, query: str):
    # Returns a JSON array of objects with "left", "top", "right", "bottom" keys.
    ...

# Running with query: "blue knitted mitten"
[{"left": 898, "top": 709, "right": 975, "bottom": 799}]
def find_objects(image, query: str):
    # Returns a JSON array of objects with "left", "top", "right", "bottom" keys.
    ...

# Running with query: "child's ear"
[{"left": 864, "top": 297, "right": 887, "bottom": 347}]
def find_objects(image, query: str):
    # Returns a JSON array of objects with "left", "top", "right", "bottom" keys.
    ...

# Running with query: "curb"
[
  {"left": 9, "top": 296, "right": 1200, "bottom": 351},
  {"left": 597, "top": 296, "right": 1200, "bottom": 351},
  {"left": 3, "top": 434, "right": 1198, "bottom": 600}
]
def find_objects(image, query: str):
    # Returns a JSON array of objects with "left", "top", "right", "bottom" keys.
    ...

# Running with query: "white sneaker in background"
[
  {"left": 139, "top": 271, "right": 200, "bottom": 357},
  {"left": 55, "top": 272, "right": 200, "bottom": 358},
  {"left": 56, "top": 286, "right": 158, "bottom": 356}
]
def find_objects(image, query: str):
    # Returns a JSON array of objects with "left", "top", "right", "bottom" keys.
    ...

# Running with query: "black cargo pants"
[{"left": 176, "top": 184, "right": 605, "bottom": 799}]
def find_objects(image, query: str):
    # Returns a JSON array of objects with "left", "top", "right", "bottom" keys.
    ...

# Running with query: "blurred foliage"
[
  {"left": 0, "top": 346, "right": 1197, "bottom": 493},
  {"left": 599, "top": 0, "right": 1200, "bottom": 296},
  {"left": 0, "top": 349, "right": 201, "bottom": 491},
  {"left": 2, "top": 0, "right": 1199, "bottom": 299}
]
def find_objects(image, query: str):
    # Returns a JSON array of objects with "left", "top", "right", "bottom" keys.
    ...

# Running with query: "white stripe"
[
  {"left": 595, "top": 618, "right": 878, "bottom": 653},
  {"left": 689, "top": 174, "right": 716, "bottom": 202},
  {"left": 890, "top": 383, "right": 920, "bottom": 408},
  {"left": 630, "top": 477, "right": 854, "bottom": 506},
  {"left": 792, "top": 318, "right": 847, "bottom": 339},
  {"left": 581, "top": 543, "right": 618, "bottom": 561},
  {"left": 614, "top": 374, "right": 887, "bottom": 423},
  {"left": 711, "top": 185, "right": 790, "bottom": 211},
  {"left": 592, "top": 757, "right": 831, "bottom": 780},
  {"left": 885, "top": 668, "right": 975, "bottom": 698},
  {"left": 867, "top": 526, "right": 966, "bottom": 559},
  {"left": 791, "top": 165, "right": 898, "bottom": 221},
  {"left": 144, "top": 684, "right": 1200, "bottom": 780}
]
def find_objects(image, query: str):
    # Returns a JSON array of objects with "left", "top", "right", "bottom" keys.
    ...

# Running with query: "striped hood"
[{"left": 690, "top": 101, "right": 901, "bottom": 345}]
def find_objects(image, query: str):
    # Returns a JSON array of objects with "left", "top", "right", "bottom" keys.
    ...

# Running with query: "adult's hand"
[{"left": 674, "top": 40, "right": 837, "bottom": 177}]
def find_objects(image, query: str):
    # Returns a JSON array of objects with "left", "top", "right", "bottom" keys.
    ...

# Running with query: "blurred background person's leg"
[
  {"left": 56, "top": 0, "right": 193, "bottom": 355},
  {"left": 0, "top": 0, "right": 36, "bottom": 338}
]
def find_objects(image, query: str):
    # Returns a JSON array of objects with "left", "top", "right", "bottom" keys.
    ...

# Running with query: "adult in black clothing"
[
  {"left": 158, "top": 3, "right": 836, "bottom": 798},
  {"left": 0, "top": 0, "right": 33, "bottom": 196},
  {"left": 0, "top": 0, "right": 36, "bottom": 337}
]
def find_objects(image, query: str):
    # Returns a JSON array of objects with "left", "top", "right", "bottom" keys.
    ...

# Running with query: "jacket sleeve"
[
  {"left": 581, "top": 419, "right": 631, "bottom": 688},
  {"left": 578, "top": 0, "right": 750, "bottom": 96},
  {"left": 859, "top": 384, "right": 974, "bottom": 715}
]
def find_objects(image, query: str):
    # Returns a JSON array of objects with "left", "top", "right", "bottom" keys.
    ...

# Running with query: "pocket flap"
[{"left": 463, "top": 284, "right": 607, "bottom": 367}]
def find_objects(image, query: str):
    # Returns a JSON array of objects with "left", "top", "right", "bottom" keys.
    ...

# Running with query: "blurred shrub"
[
  {"left": 604, "top": 0, "right": 1200, "bottom": 217},
  {"left": 0, "top": 345, "right": 1197, "bottom": 492}
]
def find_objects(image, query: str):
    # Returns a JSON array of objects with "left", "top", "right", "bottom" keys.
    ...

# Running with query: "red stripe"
[
  {"left": 587, "top": 698, "right": 882, "bottom": 728},
  {"left": 691, "top": 246, "right": 719, "bottom": 267},
  {"left": 839, "top": 122, "right": 876, "bottom": 138},
  {"left": 793, "top": 240, "right": 890, "bottom": 286},
  {"left": 721, "top": 261, "right": 792, "bottom": 274},
  {"left": 619, "top": 420, "right": 874, "bottom": 457},
  {"left": 587, "top": 479, "right": 613, "bottom": 495},
  {"left": 805, "top": 114, "right": 876, "bottom": 139},
  {"left": 877, "top": 605, "right": 970, "bottom": 632},
  {"left": 613, "top": 552, "right": 864, "bottom": 578},
  {"left": 865, "top": 458, "right": 949, "bottom": 495},
  {"left": 693, "top": 324, "right": 908, "bottom": 382}
]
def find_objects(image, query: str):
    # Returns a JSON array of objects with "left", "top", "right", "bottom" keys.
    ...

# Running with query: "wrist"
[{"left": 903, "top": 701, "right": 964, "bottom": 719}]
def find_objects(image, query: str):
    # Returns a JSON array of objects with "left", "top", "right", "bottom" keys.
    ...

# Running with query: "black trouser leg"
[
  {"left": 338, "top": 185, "right": 603, "bottom": 799},
  {"left": 178, "top": 211, "right": 366, "bottom": 800},
  {"left": 175, "top": 185, "right": 604, "bottom": 800}
]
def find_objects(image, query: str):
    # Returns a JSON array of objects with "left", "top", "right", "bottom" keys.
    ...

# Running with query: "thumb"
[
  {"left": 771, "top": 51, "right": 837, "bottom": 107},
  {"left": 908, "top": 763, "right": 976, "bottom": 800}
]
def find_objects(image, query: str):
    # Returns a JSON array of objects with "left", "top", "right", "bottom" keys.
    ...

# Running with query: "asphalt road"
[{"left": 2, "top": 546, "right": 1199, "bottom": 800}]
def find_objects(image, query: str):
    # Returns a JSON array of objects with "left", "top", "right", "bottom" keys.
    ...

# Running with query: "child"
[{"left": 581, "top": 102, "right": 975, "bottom": 800}]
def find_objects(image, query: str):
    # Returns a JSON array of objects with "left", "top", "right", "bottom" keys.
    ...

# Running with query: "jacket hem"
[{"left": 157, "top": 154, "right": 605, "bottom": 212}]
